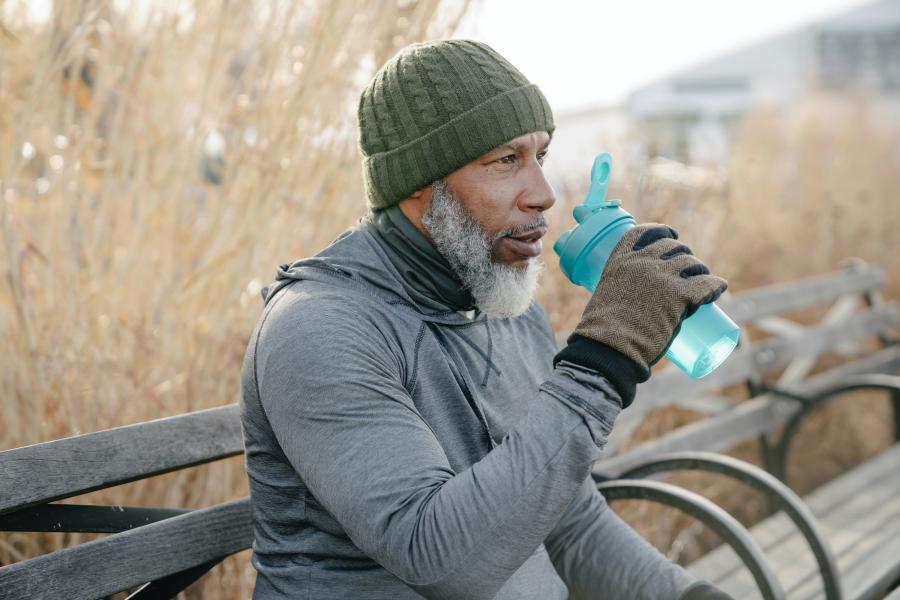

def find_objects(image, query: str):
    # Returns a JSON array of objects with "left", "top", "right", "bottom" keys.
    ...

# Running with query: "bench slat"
[
  {"left": 796, "top": 503, "right": 900, "bottom": 600},
  {"left": 692, "top": 445, "right": 900, "bottom": 597},
  {"left": 718, "top": 264, "right": 884, "bottom": 325},
  {"left": 0, "top": 498, "right": 252, "bottom": 599},
  {"left": 597, "top": 345, "right": 900, "bottom": 476},
  {"left": 0, "top": 405, "right": 242, "bottom": 515}
]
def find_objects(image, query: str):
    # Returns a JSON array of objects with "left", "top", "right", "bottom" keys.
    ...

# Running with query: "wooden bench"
[{"left": 0, "top": 261, "right": 897, "bottom": 599}]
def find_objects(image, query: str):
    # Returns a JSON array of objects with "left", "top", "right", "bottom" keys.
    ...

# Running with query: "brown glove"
[{"left": 555, "top": 223, "right": 727, "bottom": 407}]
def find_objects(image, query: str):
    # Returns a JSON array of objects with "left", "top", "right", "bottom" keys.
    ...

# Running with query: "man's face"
[
  {"left": 413, "top": 131, "right": 555, "bottom": 318},
  {"left": 442, "top": 131, "right": 555, "bottom": 269}
]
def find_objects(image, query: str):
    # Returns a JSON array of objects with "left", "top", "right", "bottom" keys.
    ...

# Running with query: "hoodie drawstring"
[{"left": 481, "top": 319, "right": 495, "bottom": 387}]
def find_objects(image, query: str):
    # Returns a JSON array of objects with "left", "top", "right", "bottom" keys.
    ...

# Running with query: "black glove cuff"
[{"left": 553, "top": 335, "right": 650, "bottom": 409}]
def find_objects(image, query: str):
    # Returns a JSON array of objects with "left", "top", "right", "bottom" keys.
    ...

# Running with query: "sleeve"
[
  {"left": 254, "top": 300, "right": 624, "bottom": 600},
  {"left": 544, "top": 471, "right": 700, "bottom": 599}
]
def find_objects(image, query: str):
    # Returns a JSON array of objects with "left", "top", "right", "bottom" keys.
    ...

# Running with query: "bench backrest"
[{"left": 0, "top": 406, "right": 250, "bottom": 598}]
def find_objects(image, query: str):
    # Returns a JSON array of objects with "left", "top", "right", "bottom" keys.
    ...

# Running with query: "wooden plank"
[
  {"left": 0, "top": 498, "right": 252, "bottom": 600},
  {"left": 597, "top": 345, "right": 900, "bottom": 476},
  {"left": 717, "top": 264, "right": 885, "bottom": 324},
  {"left": 607, "top": 393, "right": 738, "bottom": 454},
  {"left": 673, "top": 394, "right": 737, "bottom": 414},
  {"left": 795, "top": 475, "right": 900, "bottom": 599},
  {"left": 692, "top": 464, "right": 900, "bottom": 590},
  {"left": 689, "top": 548, "right": 754, "bottom": 595},
  {"left": 734, "top": 460, "right": 900, "bottom": 596},
  {"left": 794, "top": 503, "right": 900, "bottom": 599},
  {"left": 801, "top": 444, "right": 900, "bottom": 518},
  {"left": 631, "top": 303, "right": 898, "bottom": 413},
  {"left": 771, "top": 295, "right": 863, "bottom": 386},
  {"left": 689, "top": 512, "right": 795, "bottom": 588},
  {"left": 0, "top": 404, "right": 242, "bottom": 515},
  {"left": 822, "top": 498, "right": 900, "bottom": 591},
  {"left": 842, "top": 526, "right": 900, "bottom": 600},
  {"left": 692, "top": 445, "right": 900, "bottom": 576},
  {"left": 688, "top": 445, "right": 900, "bottom": 597},
  {"left": 690, "top": 446, "right": 900, "bottom": 582}
]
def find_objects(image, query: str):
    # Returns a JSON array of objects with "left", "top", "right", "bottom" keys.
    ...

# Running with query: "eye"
[
  {"left": 537, "top": 150, "right": 549, "bottom": 164},
  {"left": 496, "top": 154, "right": 517, "bottom": 165}
]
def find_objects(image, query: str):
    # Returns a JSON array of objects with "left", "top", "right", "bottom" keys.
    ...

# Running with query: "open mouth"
[{"left": 503, "top": 227, "right": 547, "bottom": 258}]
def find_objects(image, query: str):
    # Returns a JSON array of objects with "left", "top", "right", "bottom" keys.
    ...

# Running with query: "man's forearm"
[
  {"left": 546, "top": 476, "right": 698, "bottom": 600},
  {"left": 403, "top": 364, "right": 623, "bottom": 598}
]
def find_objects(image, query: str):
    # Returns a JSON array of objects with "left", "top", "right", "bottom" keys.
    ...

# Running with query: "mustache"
[{"left": 494, "top": 216, "right": 549, "bottom": 240}]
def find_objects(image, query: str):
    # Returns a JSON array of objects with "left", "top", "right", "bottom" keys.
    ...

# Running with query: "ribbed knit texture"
[
  {"left": 357, "top": 39, "right": 555, "bottom": 212},
  {"left": 553, "top": 336, "right": 648, "bottom": 409}
]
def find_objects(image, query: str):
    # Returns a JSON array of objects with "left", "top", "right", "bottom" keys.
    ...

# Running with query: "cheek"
[
  {"left": 449, "top": 174, "right": 520, "bottom": 234},
  {"left": 458, "top": 199, "right": 503, "bottom": 237},
  {"left": 465, "top": 195, "right": 516, "bottom": 236}
]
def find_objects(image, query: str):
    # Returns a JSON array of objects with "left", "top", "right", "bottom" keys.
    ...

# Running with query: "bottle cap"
[{"left": 554, "top": 154, "right": 635, "bottom": 282}]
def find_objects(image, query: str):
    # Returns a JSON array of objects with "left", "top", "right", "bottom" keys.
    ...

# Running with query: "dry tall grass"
[
  {"left": 2, "top": 0, "right": 900, "bottom": 596},
  {"left": 1, "top": 1, "right": 467, "bottom": 597}
]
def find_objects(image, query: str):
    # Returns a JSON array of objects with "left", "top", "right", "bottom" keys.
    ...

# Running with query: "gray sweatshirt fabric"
[{"left": 240, "top": 222, "right": 701, "bottom": 599}]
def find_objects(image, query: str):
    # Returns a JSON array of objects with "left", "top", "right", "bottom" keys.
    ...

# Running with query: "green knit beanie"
[{"left": 357, "top": 39, "right": 555, "bottom": 212}]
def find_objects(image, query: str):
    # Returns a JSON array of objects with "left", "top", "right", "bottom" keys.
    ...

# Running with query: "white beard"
[{"left": 421, "top": 179, "right": 544, "bottom": 319}]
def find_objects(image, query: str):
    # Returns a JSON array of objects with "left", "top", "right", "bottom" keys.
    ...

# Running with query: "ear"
[{"left": 398, "top": 183, "right": 434, "bottom": 241}]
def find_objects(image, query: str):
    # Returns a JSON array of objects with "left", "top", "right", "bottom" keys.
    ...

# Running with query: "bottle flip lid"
[{"left": 554, "top": 153, "right": 635, "bottom": 279}]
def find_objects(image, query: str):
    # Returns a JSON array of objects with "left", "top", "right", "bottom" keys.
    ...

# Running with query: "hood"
[{"left": 259, "top": 225, "right": 482, "bottom": 327}]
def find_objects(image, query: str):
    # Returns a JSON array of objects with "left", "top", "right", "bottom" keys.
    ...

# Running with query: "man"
[{"left": 240, "top": 40, "right": 732, "bottom": 599}]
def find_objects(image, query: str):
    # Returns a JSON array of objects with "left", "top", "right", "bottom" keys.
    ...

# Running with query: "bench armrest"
[
  {"left": 605, "top": 451, "right": 842, "bottom": 600},
  {"left": 596, "top": 478, "right": 785, "bottom": 600}
]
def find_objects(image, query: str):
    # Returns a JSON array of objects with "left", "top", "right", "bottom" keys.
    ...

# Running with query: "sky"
[{"left": 457, "top": 0, "right": 871, "bottom": 112}]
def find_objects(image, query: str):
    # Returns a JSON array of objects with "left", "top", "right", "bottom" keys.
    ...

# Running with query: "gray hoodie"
[{"left": 239, "top": 223, "right": 701, "bottom": 599}]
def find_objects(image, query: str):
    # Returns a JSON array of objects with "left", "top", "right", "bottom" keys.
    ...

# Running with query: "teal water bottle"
[{"left": 553, "top": 153, "right": 740, "bottom": 379}]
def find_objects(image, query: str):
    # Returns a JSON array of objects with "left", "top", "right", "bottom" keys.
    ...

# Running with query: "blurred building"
[
  {"left": 553, "top": 0, "right": 900, "bottom": 180},
  {"left": 625, "top": 0, "right": 900, "bottom": 164}
]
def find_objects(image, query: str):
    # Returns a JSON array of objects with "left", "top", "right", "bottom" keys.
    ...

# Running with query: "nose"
[{"left": 517, "top": 160, "right": 556, "bottom": 213}]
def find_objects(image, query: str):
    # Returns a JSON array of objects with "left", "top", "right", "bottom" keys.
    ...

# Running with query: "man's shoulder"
[
  {"left": 255, "top": 277, "right": 417, "bottom": 363},
  {"left": 264, "top": 278, "right": 391, "bottom": 330}
]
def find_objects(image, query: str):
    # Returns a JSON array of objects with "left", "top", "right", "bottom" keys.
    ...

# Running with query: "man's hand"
[
  {"left": 556, "top": 223, "right": 727, "bottom": 407},
  {"left": 574, "top": 223, "right": 727, "bottom": 369}
]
